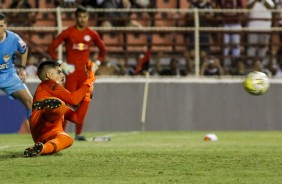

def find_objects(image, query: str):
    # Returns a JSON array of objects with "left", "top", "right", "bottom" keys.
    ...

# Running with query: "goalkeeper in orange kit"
[{"left": 24, "top": 60, "right": 95, "bottom": 157}]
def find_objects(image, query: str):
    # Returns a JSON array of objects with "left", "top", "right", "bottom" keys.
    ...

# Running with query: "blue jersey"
[{"left": 0, "top": 30, "right": 27, "bottom": 74}]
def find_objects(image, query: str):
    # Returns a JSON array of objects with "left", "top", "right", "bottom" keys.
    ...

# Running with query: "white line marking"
[
  {"left": 86, "top": 131, "right": 141, "bottom": 142},
  {"left": 0, "top": 144, "right": 29, "bottom": 150}
]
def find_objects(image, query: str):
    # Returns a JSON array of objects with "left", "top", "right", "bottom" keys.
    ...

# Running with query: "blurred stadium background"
[{"left": 1, "top": 0, "right": 282, "bottom": 134}]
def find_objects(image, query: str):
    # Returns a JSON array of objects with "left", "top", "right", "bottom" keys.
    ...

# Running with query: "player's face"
[
  {"left": 76, "top": 12, "right": 88, "bottom": 29},
  {"left": 46, "top": 67, "right": 65, "bottom": 85},
  {"left": 0, "top": 19, "right": 7, "bottom": 41}
]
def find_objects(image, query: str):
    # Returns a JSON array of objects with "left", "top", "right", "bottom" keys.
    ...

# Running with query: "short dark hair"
[
  {"left": 0, "top": 13, "right": 6, "bottom": 21},
  {"left": 75, "top": 5, "right": 88, "bottom": 17},
  {"left": 37, "top": 60, "right": 60, "bottom": 80}
]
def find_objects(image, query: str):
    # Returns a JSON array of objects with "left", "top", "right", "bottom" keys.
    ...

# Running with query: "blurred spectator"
[
  {"left": 25, "top": 55, "right": 39, "bottom": 78},
  {"left": 271, "top": 52, "right": 282, "bottom": 77},
  {"left": 186, "top": 0, "right": 214, "bottom": 56},
  {"left": 81, "top": 0, "right": 151, "bottom": 8},
  {"left": 247, "top": 0, "right": 275, "bottom": 65},
  {"left": 131, "top": 0, "right": 150, "bottom": 8},
  {"left": 116, "top": 57, "right": 130, "bottom": 75},
  {"left": 251, "top": 58, "right": 272, "bottom": 76},
  {"left": 8, "top": 0, "right": 36, "bottom": 26},
  {"left": 273, "top": 0, "right": 282, "bottom": 56},
  {"left": 200, "top": 55, "right": 225, "bottom": 76},
  {"left": 155, "top": 52, "right": 188, "bottom": 76},
  {"left": 183, "top": 50, "right": 195, "bottom": 75},
  {"left": 96, "top": 55, "right": 126, "bottom": 75},
  {"left": 97, "top": 0, "right": 143, "bottom": 27},
  {"left": 133, "top": 49, "right": 152, "bottom": 75},
  {"left": 216, "top": 0, "right": 246, "bottom": 72},
  {"left": 80, "top": 0, "right": 100, "bottom": 8},
  {"left": 54, "top": 0, "right": 77, "bottom": 8},
  {"left": 230, "top": 58, "right": 249, "bottom": 75}
]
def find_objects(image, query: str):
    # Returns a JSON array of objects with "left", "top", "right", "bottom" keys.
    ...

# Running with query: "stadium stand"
[
  {"left": 4, "top": 0, "right": 281, "bottom": 76},
  {"left": 101, "top": 33, "right": 124, "bottom": 52},
  {"left": 126, "top": 33, "right": 148, "bottom": 52},
  {"left": 155, "top": 0, "right": 177, "bottom": 9}
]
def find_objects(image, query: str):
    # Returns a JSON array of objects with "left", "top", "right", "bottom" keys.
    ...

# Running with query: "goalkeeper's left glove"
[{"left": 92, "top": 60, "right": 101, "bottom": 72}]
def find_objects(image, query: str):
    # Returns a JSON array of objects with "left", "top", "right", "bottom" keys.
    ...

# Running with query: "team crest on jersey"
[
  {"left": 84, "top": 35, "right": 91, "bottom": 42},
  {"left": 3, "top": 54, "right": 10, "bottom": 62}
]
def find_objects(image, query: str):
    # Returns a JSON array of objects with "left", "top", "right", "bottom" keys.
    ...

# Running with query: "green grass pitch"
[{"left": 1, "top": 131, "right": 282, "bottom": 184}]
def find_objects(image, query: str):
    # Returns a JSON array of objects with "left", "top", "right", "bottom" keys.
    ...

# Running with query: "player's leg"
[
  {"left": 63, "top": 72, "right": 80, "bottom": 130},
  {"left": 24, "top": 133, "right": 73, "bottom": 157},
  {"left": 4, "top": 74, "right": 33, "bottom": 119},
  {"left": 32, "top": 97, "right": 65, "bottom": 122},
  {"left": 66, "top": 71, "right": 92, "bottom": 141},
  {"left": 40, "top": 133, "right": 73, "bottom": 155},
  {"left": 4, "top": 74, "right": 33, "bottom": 132},
  {"left": 11, "top": 88, "right": 33, "bottom": 118}
]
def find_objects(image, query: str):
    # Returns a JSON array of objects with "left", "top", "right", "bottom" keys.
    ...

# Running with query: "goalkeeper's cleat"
[
  {"left": 24, "top": 142, "right": 44, "bottom": 157},
  {"left": 33, "top": 98, "right": 62, "bottom": 110}
]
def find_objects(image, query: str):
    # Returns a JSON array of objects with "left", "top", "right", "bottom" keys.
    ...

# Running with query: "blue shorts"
[{"left": 0, "top": 72, "right": 28, "bottom": 96}]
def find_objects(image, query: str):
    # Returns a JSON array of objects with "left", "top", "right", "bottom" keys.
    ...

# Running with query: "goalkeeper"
[
  {"left": 24, "top": 60, "right": 95, "bottom": 157},
  {"left": 47, "top": 5, "right": 107, "bottom": 140}
]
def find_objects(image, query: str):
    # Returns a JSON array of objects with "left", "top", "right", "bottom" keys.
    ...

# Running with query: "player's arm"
[
  {"left": 92, "top": 30, "right": 107, "bottom": 62},
  {"left": 52, "top": 82, "right": 94, "bottom": 106},
  {"left": 17, "top": 47, "right": 28, "bottom": 82},
  {"left": 17, "top": 36, "right": 28, "bottom": 82},
  {"left": 48, "top": 73, "right": 96, "bottom": 106},
  {"left": 47, "top": 31, "right": 67, "bottom": 60},
  {"left": 62, "top": 70, "right": 95, "bottom": 123}
]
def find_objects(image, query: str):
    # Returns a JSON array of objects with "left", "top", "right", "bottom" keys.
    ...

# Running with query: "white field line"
[
  {"left": 0, "top": 132, "right": 141, "bottom": 148},
  {"left": 0, "top": 144, "right": 29, "bottom": 150},
  {"left": 87, "top": 131, "right": 141, "bottom": 141}
]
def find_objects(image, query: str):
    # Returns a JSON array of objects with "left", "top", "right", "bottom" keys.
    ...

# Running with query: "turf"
[{"left": 1, "top": 131, "right": 282, "bottom": 184}]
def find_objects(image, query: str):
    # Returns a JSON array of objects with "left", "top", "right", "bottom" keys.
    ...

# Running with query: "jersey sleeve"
[
  {"left": 47, "top": 29, "right": 68, "bottom": 60},
  {"left": 38, "top": 80, "right": 90, "bottom": 106},
  {"left": 16, "top": 34, "right": 27, "bottom": 54},
  {"left": 50, "top": 84, "right": 90, "bottom": 106},
  {"left": 92, "top": 30, "right": 107, "bottom": 61}
]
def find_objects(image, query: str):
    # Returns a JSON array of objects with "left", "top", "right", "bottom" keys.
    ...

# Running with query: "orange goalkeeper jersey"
[{"left": 30, "top": 79, "right": 90, "bottom": 142}]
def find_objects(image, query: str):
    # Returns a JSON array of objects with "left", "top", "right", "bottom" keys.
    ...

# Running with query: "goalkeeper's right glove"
[
  {"left": 83, "top": 72, "right": 96, "bottom": 87},
  {"left": 57, "top": 60, "right": 75, "bottom": 75}
]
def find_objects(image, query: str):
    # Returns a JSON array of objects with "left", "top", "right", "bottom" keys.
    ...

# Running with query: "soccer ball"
[{"left": 244, "top": 71, "right": 270, "bottom": 96}]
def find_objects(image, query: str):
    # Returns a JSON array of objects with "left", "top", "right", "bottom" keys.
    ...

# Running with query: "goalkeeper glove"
[
  {"left": 83, "top": 73, "right": 96, "bottom": 87},
  {"left": 92, "top": 60, "right": 101, "bottom": 72},
  {"left": 57, "top": 60, "right": 75, "bottom": 75}
]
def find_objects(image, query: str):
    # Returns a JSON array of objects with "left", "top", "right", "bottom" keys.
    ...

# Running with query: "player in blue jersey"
[{"left": 0, "top": 13, "right": 32, "bottom": 121}]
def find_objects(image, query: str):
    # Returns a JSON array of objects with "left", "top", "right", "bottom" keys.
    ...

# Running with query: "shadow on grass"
[
  {"left": 0, "top": 151, "right": 63, "bottom": 160},
  {"left": 0, "top": 151, "right": 25, "bottom": 160}
]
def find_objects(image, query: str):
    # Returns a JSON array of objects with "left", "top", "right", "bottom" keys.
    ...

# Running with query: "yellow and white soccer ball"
[{"left": 244, "top": 71, "right": 270, "bottom": 96}]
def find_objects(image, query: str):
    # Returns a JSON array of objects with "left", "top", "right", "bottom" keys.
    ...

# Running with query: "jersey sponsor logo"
[
  {"left": 3, "top": 54, "right": 10, "bottom": 62},
  {"left": 72, "top": 43, "right": 89, "bottom": 51},
  {"left": 0, "top": 63, "right": 9, "bottom": 69},
  {"left": 84, "top": 35, "right": 91, "bottom": 42}
]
